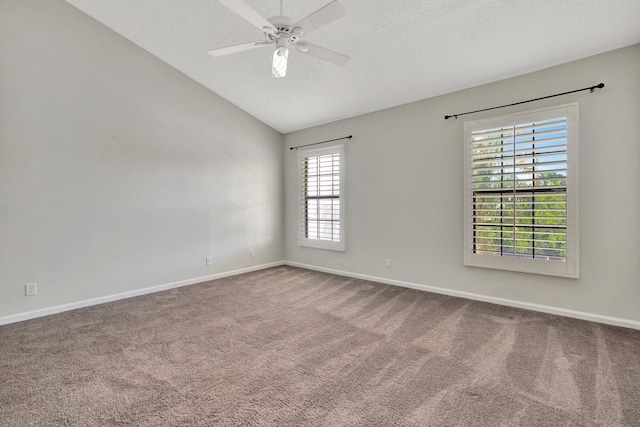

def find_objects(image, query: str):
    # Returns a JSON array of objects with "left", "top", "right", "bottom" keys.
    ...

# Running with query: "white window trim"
[
  {"left": 298, "top": 144, "right": 346, "bottom": 251},
  {"left": 463, "top": 103, "right": 579, "bottom": 278}
]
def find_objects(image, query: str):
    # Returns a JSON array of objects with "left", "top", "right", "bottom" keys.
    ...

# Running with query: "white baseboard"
[
  {"left": 0, "top": 261, "right": 285, "bottom": 327},
  {"left": 4, "top": 260, "right": 638, "bottom": 331},
  {"left": 284, "top": 261, "right": 640, "bottom": 330}
]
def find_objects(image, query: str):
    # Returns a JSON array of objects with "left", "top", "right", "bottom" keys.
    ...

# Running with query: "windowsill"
[{"left": 299, "top": 238, "right": 345, "bottom": 252}]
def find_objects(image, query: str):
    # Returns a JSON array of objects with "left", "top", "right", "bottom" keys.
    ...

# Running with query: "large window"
[
  {"left": 464, "top": 104, "right": 579, "bottom": 278},
  {"left": 298, "top": 144, "right": 345, "bottom": 251}
]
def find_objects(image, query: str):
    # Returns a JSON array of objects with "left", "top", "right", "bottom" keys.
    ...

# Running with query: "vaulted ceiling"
[{"left": 66, "top": 0, "right": 640, "bottom": 133}]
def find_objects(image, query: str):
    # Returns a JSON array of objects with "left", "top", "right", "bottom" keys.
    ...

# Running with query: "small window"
[
  {"left": 298, "top": 144, "right": 345, "bottom": 251},
  {"left": 464, "top": 104, "right": 579, "bottom": 278}
]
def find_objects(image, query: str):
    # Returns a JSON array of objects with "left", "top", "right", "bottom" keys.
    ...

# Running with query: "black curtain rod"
[
  {"left": 444, "top": 82, "right": 605, "bottom": 120},
  {"left": 289, "top": 135, "right": 352, "bottom": 150}
]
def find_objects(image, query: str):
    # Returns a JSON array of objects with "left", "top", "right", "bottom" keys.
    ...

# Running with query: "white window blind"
[
  {"left": 298, "top": 144, "right": 345, "bottom": 251},
  {"left": 464, "top": 104, "right": 579, "bottom": 278}
]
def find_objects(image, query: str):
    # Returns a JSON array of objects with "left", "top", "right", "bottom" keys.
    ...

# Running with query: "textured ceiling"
[{"left": 65, "top": 0, "right": 640, "bottom": 133}]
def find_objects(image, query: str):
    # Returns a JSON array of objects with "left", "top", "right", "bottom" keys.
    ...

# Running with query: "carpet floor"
[{"left": 1, "top": 266, "right": 639, "bottom": 426}]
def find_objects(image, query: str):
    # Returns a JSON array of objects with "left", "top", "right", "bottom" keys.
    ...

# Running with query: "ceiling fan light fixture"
[{"left": 272, "top": 46, "right": 288, "bottom": 78}]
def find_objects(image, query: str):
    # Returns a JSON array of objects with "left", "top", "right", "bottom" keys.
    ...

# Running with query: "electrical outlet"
[
  {"left": 25, "top": 283, "right": 37, "bottom": 296},
  {"left": 206, "top": 256, "right": 212, "bottom": 265},
  {"left": 250, "top": 250, "right": 255, "bottom": 258},
  {"left": 386, "top": 259, "right": 392, "bottom": 268}
]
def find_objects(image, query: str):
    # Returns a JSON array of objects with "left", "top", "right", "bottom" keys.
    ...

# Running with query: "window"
[
  {"left": 464, "top": 104, "right": 579, "bottom": 278},
  {"left": 298, "top": 144, "right": 345, "bottom": 251}
]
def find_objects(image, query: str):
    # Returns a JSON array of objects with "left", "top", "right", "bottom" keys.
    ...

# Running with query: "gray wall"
[
  {"left": 284, "top": 45, "right": 640, "bottom": 324},
  {"left": 0, "top": 0, "right": 284, "bottom": 319}
]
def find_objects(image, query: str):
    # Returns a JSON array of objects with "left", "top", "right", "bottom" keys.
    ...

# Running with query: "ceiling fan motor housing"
[{"left": 266, "top": 16, "right": 302, "bottom": 44}]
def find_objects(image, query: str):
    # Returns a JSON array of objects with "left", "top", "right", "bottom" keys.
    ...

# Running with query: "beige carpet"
[{"left": 1, "top": 266, "right": 639, "bottom": 426}]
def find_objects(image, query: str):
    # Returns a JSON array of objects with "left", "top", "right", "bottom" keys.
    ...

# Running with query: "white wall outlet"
[
  {"left": 206, "top": 256, "right": 212, "bottom": 265},
  {"left": 250, "top": 249, "right": 255, "bottom": 258},
  {"left": 386, "top": 259, "right": 392, "bottom": 268},
  {"left": 25, "top": 283, "right": 37, "bottom": 296}
]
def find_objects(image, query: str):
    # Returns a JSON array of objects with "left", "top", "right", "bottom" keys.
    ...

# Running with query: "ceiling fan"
[{"left": 207, "top": 0, "right": 349, "bottom": 78}]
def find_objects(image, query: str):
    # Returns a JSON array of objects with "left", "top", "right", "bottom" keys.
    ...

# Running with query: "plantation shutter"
[
  {"left": 470, "top": 116, "right": 569, "bottom": 261},
  {"left": 299, "top": 147, "right": 342, "bottom": 245}
]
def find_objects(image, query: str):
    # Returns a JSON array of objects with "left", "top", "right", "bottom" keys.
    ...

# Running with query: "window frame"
[
  {"left": 463, "top": 103, "right": 579, "bottom": 278},
  {"left": 297, "top": 144, "right": 346, "bottom": 251}
]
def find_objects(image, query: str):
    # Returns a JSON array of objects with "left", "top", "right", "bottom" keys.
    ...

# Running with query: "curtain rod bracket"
[
  {"left": 444, "top": 82, "right": 605, "bottom": 120},
  {"left": 290, "top": 135, "right": 352, "bottom": 151}
]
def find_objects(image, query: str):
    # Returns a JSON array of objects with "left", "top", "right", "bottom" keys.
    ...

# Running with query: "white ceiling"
[{"left": 65, "top": 0, "right": 640, "bottom": 133}]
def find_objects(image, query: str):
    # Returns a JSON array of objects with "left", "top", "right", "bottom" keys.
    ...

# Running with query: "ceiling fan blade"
[
  {"left": 220, "top": 0, "right": 277, "bottom": 33},
  {"left": 298, "top": 42, "right": 349, "bottom": 67},
  {"left": 207, "top": 41, "right": 270, "bottom": 57},
  {"left": 292, "top": 1, "right": 347, "bottom": 35}
]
